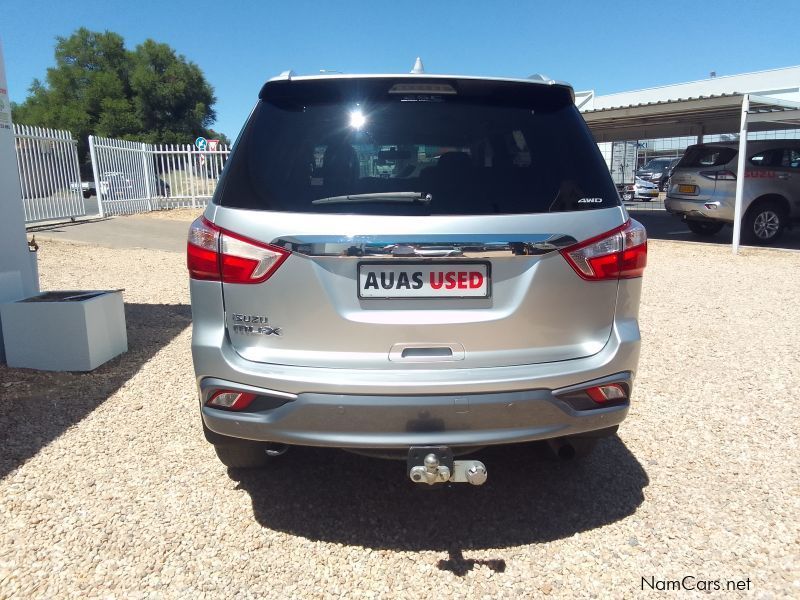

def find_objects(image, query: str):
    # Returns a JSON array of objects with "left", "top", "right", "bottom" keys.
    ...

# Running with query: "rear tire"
[
  {"left": 743, "top": 201, "right": 786, "bottom": 245},
  {"left": 213, "top": 442, "right": 272, "bottom": 469},
  {"left": 686, "top": 220, "right": 724, "bottom": 236}
]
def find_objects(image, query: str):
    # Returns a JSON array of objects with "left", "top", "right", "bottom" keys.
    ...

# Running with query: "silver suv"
[
  {"left": 187, "top": 73, "right": 647, "bottom": 485},
  {"left": 666, "top": 140, "right": 800, "bottom": 243}
]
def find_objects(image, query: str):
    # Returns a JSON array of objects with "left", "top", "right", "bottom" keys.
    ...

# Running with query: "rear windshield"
[
  {"left": 641, "top": 159, "right": 671, "bottom": 171},
  {"left": 678, "top": 145, "right": 737, "bottom": 168},
  {"left": 215, "top": 78, "right": 619, "bottom": 215}
]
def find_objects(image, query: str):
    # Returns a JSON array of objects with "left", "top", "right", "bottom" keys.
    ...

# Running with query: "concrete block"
[{"left": 0, "top": 290, "right": 127, "bottom": 371}]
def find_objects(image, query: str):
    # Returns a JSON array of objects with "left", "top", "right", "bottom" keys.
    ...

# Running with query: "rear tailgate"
[
  {"left": 204, "top": 75, "right": 633, "bottom": 371},
  {"left": 215, "top": 207, "right": 627, "bottom": 369},
  {"left": 668, "top": 144, "right": 737, "bottom": 200}
]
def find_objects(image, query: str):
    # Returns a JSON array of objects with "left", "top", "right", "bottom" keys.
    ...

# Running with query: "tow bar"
[{"left": 407, "top": 446, "right": 487, "bottom": 486}]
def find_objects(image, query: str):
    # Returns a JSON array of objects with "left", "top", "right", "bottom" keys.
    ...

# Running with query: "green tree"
[{"left": 12, "top": 28, "right": 227, "bottom": 167}]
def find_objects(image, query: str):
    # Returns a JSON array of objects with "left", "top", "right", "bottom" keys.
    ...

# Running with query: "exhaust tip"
[
  {"left": 264, "top": 444, "right": 288, "bottom": 457},
  {"left": 546, "top": 438, "right": 576, "bottom": 460}
]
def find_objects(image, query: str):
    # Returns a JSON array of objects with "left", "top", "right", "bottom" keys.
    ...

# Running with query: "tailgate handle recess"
[
  {"left": 402, "top": 347, "right": 452, "bottom": 359},
  {"left": 389, "top": 343, "right": 465, "bottom": 362}
]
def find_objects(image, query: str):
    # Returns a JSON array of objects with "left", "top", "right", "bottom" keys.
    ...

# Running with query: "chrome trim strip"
[{"left": 271, "top": 234, "right": 578, "bottom": 258}]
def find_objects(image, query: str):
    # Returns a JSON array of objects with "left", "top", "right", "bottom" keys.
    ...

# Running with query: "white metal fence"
[
  {"left": 88, "top": 136, "right": 230, "bottom": 216},
  {"left": 14, "top": 124, "right": 85, "bottom": 223}
]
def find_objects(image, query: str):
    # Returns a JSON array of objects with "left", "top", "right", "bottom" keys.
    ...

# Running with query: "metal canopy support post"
[{"left": 731, "top": 94, "right": 749, "bottom": 255}]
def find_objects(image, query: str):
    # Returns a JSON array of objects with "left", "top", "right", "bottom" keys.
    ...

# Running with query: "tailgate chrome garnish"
[{"left": 272, "top": 234, "right": 578, "bottom": 258}]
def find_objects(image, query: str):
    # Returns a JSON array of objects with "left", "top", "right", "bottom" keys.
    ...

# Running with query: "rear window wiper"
[{"left": 312, "top": 192, "right": 432, "bottom": 205}]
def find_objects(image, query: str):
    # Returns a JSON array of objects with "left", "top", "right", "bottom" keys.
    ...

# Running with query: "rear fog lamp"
[
  {"left": 557, "top": 382, "right": 629, "bottom": 410},
  {"left": 585, "top": 384, "right": 627, "bottom": 403},
  {"left": 206, "top": 390, "right": 257, "bottom": 411}
]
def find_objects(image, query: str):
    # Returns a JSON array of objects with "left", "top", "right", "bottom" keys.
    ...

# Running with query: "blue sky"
[{"left": 2, "top": 0, "right": 798, "bottom": 138}]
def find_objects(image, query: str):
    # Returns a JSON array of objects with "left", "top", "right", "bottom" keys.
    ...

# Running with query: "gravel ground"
[
  {"left": 139, "top": 207, "right": 204, "bottom": 221},
  {"left": 1, "top": 239, "right": 798, "bottom": 598}
]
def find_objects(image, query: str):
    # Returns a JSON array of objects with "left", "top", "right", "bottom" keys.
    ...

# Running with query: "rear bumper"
[
  {"left": 665, "top": 196, "right": 734, "bottom": 222},
  {"left": 634, "top": 187, "right": 660, "bottom": 199},
  {"left": 201, "top": 374, "right": 630, "bottom": 448},
  {"left": 195, "top": 317, "right": 640, "bottom": 448}
]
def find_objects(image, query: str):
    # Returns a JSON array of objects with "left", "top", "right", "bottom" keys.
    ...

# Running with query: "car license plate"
[
  {"left": 678, "top": 184, "right": 697, "bottom": 194},
  {"left": 358, "top": 263, "right": 490, "bottom": 298}
]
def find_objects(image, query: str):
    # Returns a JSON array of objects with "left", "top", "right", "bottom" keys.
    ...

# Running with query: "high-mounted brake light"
[
  {"left": 206, "top": 390, "right": 257, "bottom": 411},
  {"left": 561, "top": 220, "right": 647, "bottom": 281},
  {"left": 187, "top": 217, "right": 290, "bottom": 284}
]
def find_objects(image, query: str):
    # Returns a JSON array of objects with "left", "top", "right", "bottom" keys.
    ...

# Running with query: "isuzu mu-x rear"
[{"left": 188, "top": 72, "right": 646, "bottom": 484}]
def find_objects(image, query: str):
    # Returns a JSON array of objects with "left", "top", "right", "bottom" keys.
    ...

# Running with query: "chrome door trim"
[{"left": 271, "top": 234, "right": 578, "bottom": 258}]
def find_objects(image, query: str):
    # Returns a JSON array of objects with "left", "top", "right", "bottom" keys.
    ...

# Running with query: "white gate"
[
  {"left": 88, "top": 136, "right": 230, "bottom": 216},
  {"left": 14, "top": 124, "right": 85, "bottom": 223}
]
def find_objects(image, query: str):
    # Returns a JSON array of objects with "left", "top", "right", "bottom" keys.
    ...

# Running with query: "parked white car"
[{"left": 633, "top": 177, "right": 660, "bottom": 200}]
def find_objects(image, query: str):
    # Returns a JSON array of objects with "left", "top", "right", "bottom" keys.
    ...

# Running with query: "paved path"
[{"left": 29, "top": 215, "right": 191, "bottom": 253}]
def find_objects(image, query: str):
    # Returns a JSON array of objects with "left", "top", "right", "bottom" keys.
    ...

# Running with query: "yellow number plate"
[{"left": 678, "top": 184, "right": 697, "bottom": 194}]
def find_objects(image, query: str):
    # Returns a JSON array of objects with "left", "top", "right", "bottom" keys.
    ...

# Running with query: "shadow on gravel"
[
  {"left": 231, "top": 436, "right": 648, "bottom": 553},
  {"left": 0, "top": 303, "right": 190, "bottom": 480}
]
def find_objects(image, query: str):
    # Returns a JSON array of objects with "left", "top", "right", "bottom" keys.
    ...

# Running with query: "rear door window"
[
  {"left": 780, "top": 148, "right": 800, "bottom": 169},
  {"left": 749, "top": 149, "right": 782, "bottom": 167},
  {"left": 215, "top": 78, "right": 619, "bottom": 215}
]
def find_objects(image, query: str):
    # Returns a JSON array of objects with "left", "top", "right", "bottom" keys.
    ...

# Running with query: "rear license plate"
[
  {"left": 358, "top": 262, "right": 490, "bottom": 299},
  {"left": 678, "top": 184, "right": 697, "bottom": 194}
]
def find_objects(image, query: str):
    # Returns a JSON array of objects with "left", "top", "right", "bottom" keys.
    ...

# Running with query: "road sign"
[
  {"left": 207, "top": 139, "right": 219, "bottom": 151},
  {"left": 198, "top": 155, "right": 206, "bottom": 166},
  {"left": 195, "top": 136, "right": 208, "bottom": 151}
]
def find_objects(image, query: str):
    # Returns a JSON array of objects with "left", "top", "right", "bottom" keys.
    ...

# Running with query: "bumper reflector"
[
  {"left": 207, "top": 390, "right": 257, "bottom": 411},
  {"left": 585, "top": 384, "right": 627, "bottom": 403},
  {"left": 556, "top": 382, "right": 629, "bottom": 410}
]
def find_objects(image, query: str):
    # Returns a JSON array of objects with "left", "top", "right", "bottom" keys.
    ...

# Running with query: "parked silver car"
[
  {"left": 665, "top": 141, "right": 800, "bottom": 243},
  {"left": 633, "top": 176, "right": 660, "bottom": 200},
  {"left": 187, "top": 73, "right": 647, "bottom": 485}
]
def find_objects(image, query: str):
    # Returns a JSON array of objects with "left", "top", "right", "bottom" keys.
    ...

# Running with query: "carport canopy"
[{"left": 582, "top": 93, "right": 800, "bottom": 253}]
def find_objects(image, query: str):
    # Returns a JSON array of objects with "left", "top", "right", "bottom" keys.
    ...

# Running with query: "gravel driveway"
[{"left": 1, "top": 239, "right": 798, "bottom": 598}]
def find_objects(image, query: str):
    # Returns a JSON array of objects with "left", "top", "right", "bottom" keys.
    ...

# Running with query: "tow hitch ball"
[{"left": 407, "top": 446, "right": 487, "bottom": 486}]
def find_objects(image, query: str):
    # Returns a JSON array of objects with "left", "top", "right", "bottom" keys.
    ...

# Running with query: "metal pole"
[
  {"left": 88, "top": 135, "right": 105, "bottom": 218},
  {"left": 141, "top": 142, "right": 153, "bottom": 212},
  {"left": 731, "top": 94, "right": 749, "bottom": 255},
  {"left": 187, "top": 145, "right": 196, "bottom": 208}
]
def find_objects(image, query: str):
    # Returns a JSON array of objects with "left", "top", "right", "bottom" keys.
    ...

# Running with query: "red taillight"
[
  {"left": 561, "top": 220, "right": 647, "bottom": 281},
  {"left": 206, "top": 390, "right": 257, "bottom": 411},
  {"left": 187, "top": 217, "right": 290, "bottom": 284},
  {"left": 585, "top": 384, "right": 628, "bottom": 403},
  {"left": 700, "top": 170, "right": 736, "bottom": 181},
  {"left": 187, "top": 217, "right": 221, "bottom": 280}
]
